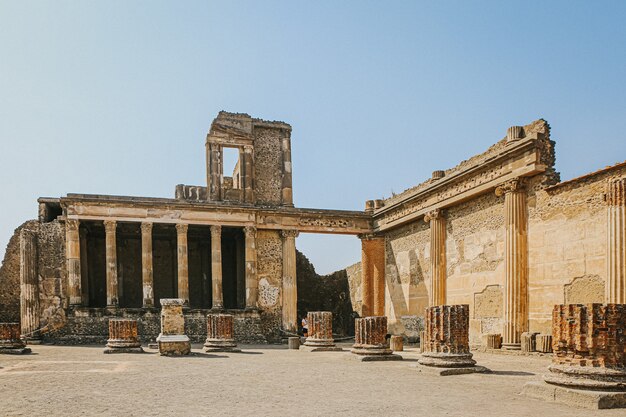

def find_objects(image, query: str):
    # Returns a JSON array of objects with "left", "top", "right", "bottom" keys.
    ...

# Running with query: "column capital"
[
  {"left": 211, "top": 225, "right": 222, "bottom": 238},
  {"left": 243, "top": 225, "right": 256, "bottom": 238},
  {"left": 66, "top": 219, "right": 80, "bottom": 232},
  {"left": 605, "top": 176, "right": 626, "bottom": 206},
  {"left": 424, "top": 209, "right": 445, "bottom": 223},
  {"left": 495, "top": 177, "right": 526, "bottom": 197},
  {"left": 243, "top": 145, "right": 254, "bottom": 153},
  {"left": 358, "top": 233, "right": 383, "bottom": 241},
  {"left": 141, "top": 222, "right": 153, "bottom": 233},
  {"left": 175, "top": 223, "right": 188, "bottom": 234},
  {"left": 103, "top": 220, "right": 117, "bottom": 233},
  {"left": 280, "top": 229, "right": 299, "bottom": 239}
]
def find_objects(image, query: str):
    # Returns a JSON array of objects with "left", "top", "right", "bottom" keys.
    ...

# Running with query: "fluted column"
[
  {"left": 65, "top": 219, "right": 82, "bottom": 306},
  {"left": 359, "top": 235, "right": 386, "bottom": 317},
  {"left": 79, "top": 228, "right": 89, "bottom": 306},
  {"left": 104, "top": 220, "right": 118, "bottom": 307},
  {"left": 211, "top": 225, "right": 223, "bottom": 309},
  {"left": 281, "top": 229, "right": 299, "bottom": 332},
  {"left": 496, "top": 178, "right": 528, "bottom": 350},
  {"left": 425, "top": 209, "right": 446, "bottom": 307},
  {"left": 141, "top": 222, "right": 154, "bottom": 308},
  {"left": 244, "top": 226, "right": 258, "bottom": 309},
  {"left": 606, "top": 177, "right": 626, "bottom": 303},
  {"left": 20, "top": 229, "right": 40, "bottom": 341},
  {"left": 176, "top": 224, "right": 189, "bottom": 304}
]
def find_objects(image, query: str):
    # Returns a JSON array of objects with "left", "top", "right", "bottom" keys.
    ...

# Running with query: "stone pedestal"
[
  {"left": 156, "top": 299, "right": 191, "bottom": 356},
  {"left": 104, "top": 319, "right": 143, "bottom": 353},
  {"left": 288, "top": 336, "right": 300, "bottom": 350},
  {"left": 0, "top": 323, "right": 31, "bottom": 354},
  {"left": 418, "top": 305, "right": 487, "bottom": 375},
  {"left": 536, "top": 334, "right": 553, "bottom": 353},
  {"left": 302, "top": 311, "right": 342, "bottom": 352},
  {"left": 523, "top": 304, "right": 626, "bottom": 409},
  {"left": 390, "top": 335, "right": 403, "bottom": 352},
  {"left": 351, "top": 316, "right": 401, "bottom": 361},
  {"left": 204, "top": 314, "right": 240, "bottom": 352},
  {"left": 484, "top": 334, "right": 502, "bottom": 350}
]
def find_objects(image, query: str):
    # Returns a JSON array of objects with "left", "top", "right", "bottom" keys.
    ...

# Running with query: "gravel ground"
[{"left": 0, "top": 343, "right": 619, "bottom": 417}]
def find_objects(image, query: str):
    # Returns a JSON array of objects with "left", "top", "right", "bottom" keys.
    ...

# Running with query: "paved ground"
[{"left": 0, "top": 343, "right": 619, "bottom": 416}]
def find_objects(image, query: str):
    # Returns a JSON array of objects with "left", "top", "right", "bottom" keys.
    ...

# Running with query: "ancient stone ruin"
[
  {"left": 104, "top": 319, "right": 143, "bottom": 354},
  {"left": 204, "top": 313, "right": 240, "bottom": 352},
  {"left": 351, "top": 316, "right": 401, "bottom": 361},
  {"left": 302, "top": 311, "right": 342, "bottom": 352},
  {"left": 157, "top": 298, "right": 191, "bottom": 356}
]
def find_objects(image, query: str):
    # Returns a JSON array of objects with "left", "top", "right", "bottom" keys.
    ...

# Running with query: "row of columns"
[{"left": 66, "top": 220, "right": 259, "bottom": 310}]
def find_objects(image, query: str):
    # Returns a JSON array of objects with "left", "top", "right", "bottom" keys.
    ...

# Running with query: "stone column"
[
  {"left": 496, "top": 178, "right": 528, "bottom": 350},
  {"left": 176, "top": 224, "right": 189, "bottom": 304},
  {"left": 280, "top": 133, "right": 294, "bottom": 207},
  {"left": 359, "top": 235, "right": 386, "bottom": 317},
  {"left": 424, "top": 209, "right": 446, "bottom": 307},
  {"left": 211, "top": 225, "right": 223, "bottom": 309},
  {"left": 104, "top": 220, "right": 118, "bottom": 307},
  {"left": 156, "top": 298, "right": 191, "bottom": 356},
  {"left": 20, "top": 229, "right": 40, "bottom": 341},
  {"left": 351, "top": 316, "right": 401, "bottom": 361},
  {"left": 207, "top": 143, "right": 222, "bottom": 201},
  {"left": 104, "top": 319, "right": 143, "bottom": 353},
  {"left": 281, "top": 229, "right": 299, "bottom": 332},
  {"left": 244, "top": 226, "right": 258, "bottom": 309},
  {"left": 606, "top": 177, "right": 626, "bottom": 303},
  {"left": 66, "top": 219, "right": 82, "bottom": 306},
  {"left": 243, "top": 145, "right": 255, "bottom": 204},
  {"left": 79, "top": 228, "right": 89, "bottom": 306},
  {"left": 0, "top": 323, "right": 31, "bottom": 354},
  {"left": 303, "top": 311, "right": 341, "bottom": 351},
  {"left": 141, "top": 222, "right": 154, "bottom": 308},
  {"left": 545, "top": 304, "right": 626, "bottom": 390},
  {"left": 204, "top": 313, "right": 240, "bottom": 352},
  {"left": 418, "top": 305, "right": 484, "bottom": 371}
]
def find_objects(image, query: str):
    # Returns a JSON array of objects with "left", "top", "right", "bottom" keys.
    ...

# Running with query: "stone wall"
[
  {"left": 254, "top": 127, "right": 283, "bottom": 206},
  {"left": 256, "top": 229, "right": 283, "bottom": 342}
]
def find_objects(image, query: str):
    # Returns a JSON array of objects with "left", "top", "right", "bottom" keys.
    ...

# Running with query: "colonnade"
[{"left": 65, "top": 220, "right": 260, "bottom": 310}]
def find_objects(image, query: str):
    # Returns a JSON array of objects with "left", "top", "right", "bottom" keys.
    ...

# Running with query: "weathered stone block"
[
  {"left": 483, "top": 333, "right": 502, "bottom": 350},
  {"left": 536, "top": 334, "right": 552, "bottom": 353},
  {"left": 390, "top": 335, "right": 403, "bottom": 352},
  {"left": 521, "top": 332, "right": 539, "bottom": 353},
  {"left": 0, "top": 322, "right": 31, "bottom": 354},
  {"left": 157, "top": 299, "right": 190, "bottom": 356}
]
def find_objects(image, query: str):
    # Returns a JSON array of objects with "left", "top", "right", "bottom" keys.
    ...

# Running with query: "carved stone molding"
[
  {"left": 140, "top": 222, "right": 153, "bottom": 234},
  {"left": 103, "top": 220, "right": 117, "bottom": 233},
  {"left": 175, "top": 223, "right": 188, "bottom": 234},
  {"left": 280, "top": 229, "right": 299, "bottom": 239},
  {"left": 243, "top": 225, "right": 256, "bottom": 238},
  {"left": 210, "top": 225, "right": 222, "bottom": 238},
  {"left": 495, "top": 177, "right": 526, "bottom": 197},
  {"left": 606, "top": 177, "right": 626, "bottom": 206}
]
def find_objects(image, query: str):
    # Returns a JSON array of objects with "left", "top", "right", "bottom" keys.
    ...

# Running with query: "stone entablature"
[{"left": 372, "top": 120, "right": 552, "bottom": 232}]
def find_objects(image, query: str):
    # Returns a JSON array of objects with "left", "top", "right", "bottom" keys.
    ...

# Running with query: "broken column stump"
[
  {"left": 536, "top": 334, "right": 553, "bottom": 353},
  {"left": 103, "top": 319, "right": 143, "bottom": 353},
  {"left": 390, "top": 335, "right": 403, "bottom": 352},
  {"left": 204, "top": 313, "right": 240, "bottom": 352},
  {"left": 523, "top": 304, "right": 626, "bottom": 409},
  {"left": 521, "top": 332, "right": 539, "bottom": 353},
  {"left": 351, "top": 316, "right": 401, "bottom": 361},
  {"left": 417, "top": 305, "right": 488, "bottom": 375},
  {"left": 0, "top": 323, "right": 31, "bottom": 355},
  {"left": 484, "top": 333, "right": 502, "bottom": 350},
  {"left": 302, "top": 311, "right": 342, "bottom": 352},
  {"left": 288, "top": 336, "right": 300, "bottom": 349},
  {"left": 156, "top": 299, "right": 191, "bottom": 356}
]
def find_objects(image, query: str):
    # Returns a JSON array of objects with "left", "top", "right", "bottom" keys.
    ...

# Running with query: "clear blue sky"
[{"left": 1, "top": 1, "right": 625, "bottom": 274}]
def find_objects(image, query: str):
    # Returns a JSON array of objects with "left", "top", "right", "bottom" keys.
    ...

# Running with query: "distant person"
[{"left": 301, "top": 316, "right": 309, "bottom": 339}]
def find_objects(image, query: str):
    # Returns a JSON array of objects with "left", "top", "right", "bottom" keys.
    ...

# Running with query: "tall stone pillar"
[
  {"left": 359, "top": 235, "right": 385, "bottom": 317},
  {"left": 496, "top": 178, "right": 529, "bottom": 350},
  {"left": 176, "top": 224, "right": 189, "bottom": 304},
  {"left": 242, "top": 145, "right": 255, "bottom": 204},
  {"left": 281, "top": 229, "right": 299, "bottom": 332},
  {"left": 79, "top": 228, "right": 89, "bottom": 306},
  {"left": 207, "top": 143, "right": 222, "bottom": 201},
  {"left": 141, "top": 222, "right": 154, "bottom": 308},
  {"left": 424, "top": 209, "right": 446, "bottom": 307},
  {"left": 211, "top": 225, "right": 223, "bottom": 309},
  {"left": 606, "top": 177, "right": 626, "bottom": 303},
  {"left": 280, "top": 134, "right": 294, "bottom": 207},
  {"left": 244, "top": 226, "right": 258, "bottom": 309},
  {"left": 104, "top": 220, "right": 118, "bottom": 307},
  {"left": 20, "top": 229, "right": 40, "bottom": 341},
  {"left": 66, "top": 219, "right": 82, "bottom": 306}
]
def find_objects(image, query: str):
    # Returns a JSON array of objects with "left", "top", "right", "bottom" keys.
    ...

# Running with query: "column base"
[
  {"left": 414, "top": 363, "right": 490, "bottom": 376},
  {"left": 418, "top": 352, "right": 477, "bottom": 368},
  {"left": 204, "top": 338, "right": 240, "bottom": 353},
  {"left": 301, "top": 345, "right": 343, "bottom": 352},
  {"left": 104, "top": 346, "right": 144, "bottom": 354},
  {"left": 0, "top": 346, "right": 32, "bottom": 355},
  {"left": 544, "top": 365, "right": 626, "bottom": 391},
  {"left": 501, "top": 343, "right": 521, "bottom": 350},
  {"left": 351, "top": 345, "right": 402, "bottom": 361},
  {"left": 522, "top": 381, "right": 626, "bottom": 410}
]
